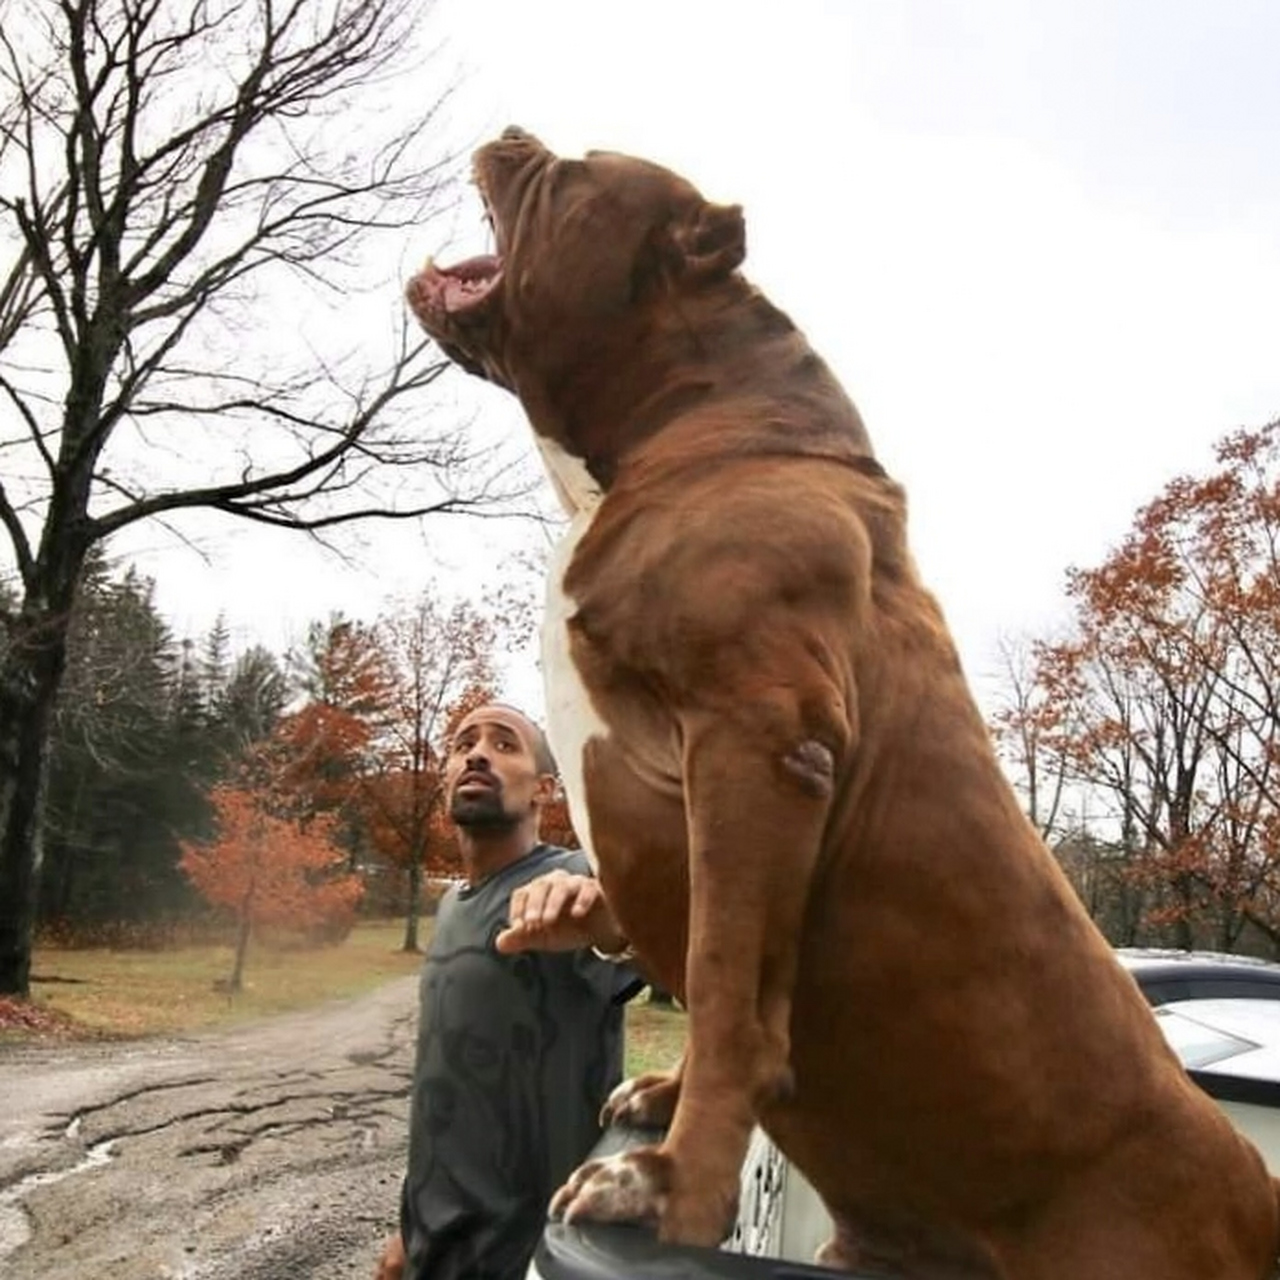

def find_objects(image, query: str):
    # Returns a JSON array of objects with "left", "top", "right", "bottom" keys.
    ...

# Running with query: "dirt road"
[{"left": 0, "top": 975, "right": 418, "bottom": 1280}]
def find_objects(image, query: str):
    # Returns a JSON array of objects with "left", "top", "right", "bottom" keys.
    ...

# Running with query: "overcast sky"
[{"left": 121, "top": 0, "right": 1280, "bottom": 715}]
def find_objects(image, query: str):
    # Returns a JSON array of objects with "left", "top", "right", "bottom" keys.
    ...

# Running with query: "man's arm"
[{"left": 495, "top": 869, "right": 631, "bottom": 958}]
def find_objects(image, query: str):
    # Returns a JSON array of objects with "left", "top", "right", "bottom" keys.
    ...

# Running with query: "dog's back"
[{"left": 752, "top": 461, "right": 1280, "bottom": 1278}]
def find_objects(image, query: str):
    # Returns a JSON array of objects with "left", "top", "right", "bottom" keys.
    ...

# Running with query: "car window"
[{"left": 1154, "top": 1007, "right": 1259, "bottom": 1069}]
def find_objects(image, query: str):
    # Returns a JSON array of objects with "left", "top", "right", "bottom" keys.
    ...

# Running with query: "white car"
[{"left": 1118, "top": 948, "right": 1280, "bottom": 1172}]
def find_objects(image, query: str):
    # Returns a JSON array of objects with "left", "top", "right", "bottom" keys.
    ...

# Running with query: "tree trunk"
[
  {"left": 0, "top": 595, "right": 78, "bottom": 996},
  {"left": 0, "top": 678, "right": 53, "bottom": 996},
  {"left": 227, "top": 905, "right": 253, "bottom": 993},
  {"left": 0, "top": 329, "right": 120, "bottom": 994},
  {"left": 1173, "top": 872, "right": 1196, "bottom": 950},
  {"left": 402, "top": 856, "right": 422, "bottom": 952}
]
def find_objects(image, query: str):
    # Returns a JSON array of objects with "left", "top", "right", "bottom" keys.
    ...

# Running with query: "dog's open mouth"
[
  {"left": 409, "top": 177, "right": 507, "bottom": 322},
  {"left": 411, "top": 253, "right": 503, "bottom": 318}
]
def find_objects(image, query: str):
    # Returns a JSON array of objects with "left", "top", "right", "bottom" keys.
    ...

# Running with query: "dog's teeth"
[{"left": 421, "top": 254, "right": 434, "bottom": 272}]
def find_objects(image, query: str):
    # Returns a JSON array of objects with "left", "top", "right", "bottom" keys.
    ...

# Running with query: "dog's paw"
[
  {"left": 551, "top": 1146, "right": 736, "bottom": 1246},
  {"left": 551, "top": 1149, "right": 668, "bottom": 1228},
  {"left": 600, "top": 1070, "right": 682, "bottom": 1129}
]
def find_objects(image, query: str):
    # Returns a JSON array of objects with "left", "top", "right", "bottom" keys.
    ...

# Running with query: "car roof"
[{"left": 1117, "top": 948, "right": 1280, "bottom": 1004}]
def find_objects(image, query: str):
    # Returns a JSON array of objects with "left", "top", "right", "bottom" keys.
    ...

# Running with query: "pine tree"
[{"left": 42, "top": 560, "right": 207, "bottom": 930}]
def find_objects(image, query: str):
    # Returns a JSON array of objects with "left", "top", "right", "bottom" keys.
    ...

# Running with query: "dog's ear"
[
  {"left": 633, "top": 200, "right": 746, "bottom": 300},
  {"left": 670, "top": 201, "right": 746, "bottom": 279}
]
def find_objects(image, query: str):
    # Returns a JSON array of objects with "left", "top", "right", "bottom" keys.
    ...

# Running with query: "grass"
[
  {"left": 11, "top": 918, "right": 690, "bottom": 1077},
  {"left": 624, "top": 998, "right": 687, "bottom": 1078},
  {"left": 21, "top": 918, "right": 424, "bottom": 1038}
]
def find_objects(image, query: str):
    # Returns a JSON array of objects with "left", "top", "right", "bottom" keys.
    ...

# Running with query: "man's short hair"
[{"left": 489, "top": 703, "right": 558, "bottom": 777}]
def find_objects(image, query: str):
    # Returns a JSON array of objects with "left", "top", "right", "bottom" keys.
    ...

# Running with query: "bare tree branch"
[{"left": 0, "top": 0, "right": 518, "bottom": 997}]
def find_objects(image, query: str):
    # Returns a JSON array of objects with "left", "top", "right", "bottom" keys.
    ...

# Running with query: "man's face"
[{"left": 445, "top": 707, "right": 553, "bottom": 830}]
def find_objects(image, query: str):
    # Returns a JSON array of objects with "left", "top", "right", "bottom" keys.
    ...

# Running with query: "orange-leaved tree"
[
  {"left": 991, "top": 421, "right": 1280, "bottom": 949},
  {"left": 180, "top": 783, "right": 363, "bottom": 992},
  {"left": 276, "top": 615, "right": 395, "bottom": 863},
  {"left": 538, "top": 789, "right": 581, "bottom": 851}
]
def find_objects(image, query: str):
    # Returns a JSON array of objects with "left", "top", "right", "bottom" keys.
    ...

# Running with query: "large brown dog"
[{"left": 406, "top": 127, "right": 1280, "bottom": 1278}]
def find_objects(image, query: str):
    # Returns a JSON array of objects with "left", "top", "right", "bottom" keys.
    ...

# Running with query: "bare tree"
[
  {"left": 988, "top": 632, "right": 1072, "bottom": 840},
  {"left": 0, "top": 0, "right": 523, "bottom": 994},
  {"left": 364, "top": 587, "right": 532, "bottom": 951}
]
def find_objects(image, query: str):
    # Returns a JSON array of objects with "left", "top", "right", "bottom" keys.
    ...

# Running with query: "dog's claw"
[{"left": 600, "top": 1070, "right": 682, "bottom": 1129}]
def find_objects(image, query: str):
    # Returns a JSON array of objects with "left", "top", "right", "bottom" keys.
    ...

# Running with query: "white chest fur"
[
  {"left": 534, "top": 434, "right": 602, "bottom": 516},
  {"left": 536, "top": 437, "right": 609, "bottom": 869}
]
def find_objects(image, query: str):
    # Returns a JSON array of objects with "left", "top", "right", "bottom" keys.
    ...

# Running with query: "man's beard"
[{"left": 450, "top": 788, "right": 519, "bottom": 830}]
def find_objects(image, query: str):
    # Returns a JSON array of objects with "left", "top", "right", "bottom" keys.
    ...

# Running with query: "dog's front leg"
[{"left": 553, "top": 706, "right": 842, "bottom": 1245}]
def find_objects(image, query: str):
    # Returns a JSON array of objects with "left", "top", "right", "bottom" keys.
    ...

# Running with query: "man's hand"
[
  {"left": 374, "top": 1232, "right": 405, "bottom": 1280},
  {"left": 495, "top": 869, "right": 629, "bottom": 956}
]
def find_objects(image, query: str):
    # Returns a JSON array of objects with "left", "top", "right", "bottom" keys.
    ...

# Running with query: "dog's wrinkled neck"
[{"left": 516, "top": 276, "right": 874, "bottom": 500}]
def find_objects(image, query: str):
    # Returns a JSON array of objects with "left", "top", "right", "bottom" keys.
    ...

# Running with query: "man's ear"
[
  {"left": 671, "top": 201, "right": 746, "bottom": 279},
  {"left": 533, "top": 773, "right": 559, "bottom": 808}
]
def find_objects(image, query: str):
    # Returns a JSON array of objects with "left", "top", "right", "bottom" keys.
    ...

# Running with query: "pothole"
[{"left": 0, "top": 1139, "right": 116, "bottom": 1264}]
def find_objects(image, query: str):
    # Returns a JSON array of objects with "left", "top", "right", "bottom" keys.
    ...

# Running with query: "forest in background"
[
  {"left": 9, "top": 414, "right": 1279, "bottom": 973},
  {"left": 0, "top": 550, "right": 564, "bottom": 983}
]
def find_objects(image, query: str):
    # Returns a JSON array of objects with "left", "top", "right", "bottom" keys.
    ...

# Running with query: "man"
[{"left": 377, "top": 703, "right": 643, "bottom": 1280}]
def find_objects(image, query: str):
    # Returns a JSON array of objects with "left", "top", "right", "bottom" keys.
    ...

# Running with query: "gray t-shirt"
[{"left": 402, "top": 845, "right": 642, "bottom": 1280}]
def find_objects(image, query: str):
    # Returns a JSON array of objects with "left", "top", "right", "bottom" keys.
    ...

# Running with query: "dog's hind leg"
[
  {"left": 814, "top": 1213, "right": 864, "bottom": 1271},
  {"left": 817, "top": 1210, "right": 1006, "bottom": 1280}
]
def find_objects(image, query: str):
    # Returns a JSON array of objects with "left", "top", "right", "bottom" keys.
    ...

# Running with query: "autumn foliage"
[
  {"left": 175, "top": 586, "right": 540, "bottom": 961},
  {"left": 361, "top": 770, "right": 456, "bottom": 873},
  {"left": 180, "top": 786, "right": 362, "bottom": 989},
  {"left": 539, "top": 791, "right": 581, "bottom": 851},
  {"left": 275, "top": 617, "right": 394, "bottom": 822},
  {"left": 993, "top": 421, "right": 1280, "bottom": 950}
]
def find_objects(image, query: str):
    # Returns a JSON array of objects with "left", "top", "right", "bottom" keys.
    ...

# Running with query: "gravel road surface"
[{"left": 0, "top": 975, "right": 418, "bottom": 1280}]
